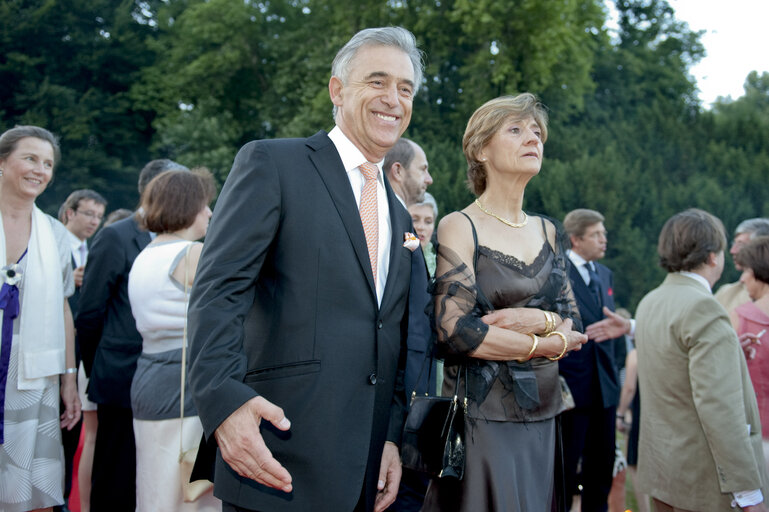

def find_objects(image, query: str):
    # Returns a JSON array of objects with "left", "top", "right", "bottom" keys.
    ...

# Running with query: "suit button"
[
  {"left": 378, "top": 320, "right": 383, "bottom": 329},
  {"left": 369, "top": 373, "right": 377, "bottom": 385}
]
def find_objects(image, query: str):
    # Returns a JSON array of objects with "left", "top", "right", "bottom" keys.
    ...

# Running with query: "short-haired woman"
[
  {"left": 421, "top": 94, "right": 586, "bottom": 511},
  {"left": 0, "top": 126, "right": 81, "bottom": 512},
  {"left": 732, "top": 236, "right": 769, "bottom": 471},
  {"left": 128, "top": 168, "right": 220, "bottom": 511}
]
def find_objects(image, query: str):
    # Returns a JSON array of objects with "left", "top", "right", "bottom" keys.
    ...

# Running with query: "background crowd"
[{"left": 1, "top": 9, "right": 769, "bottom": 512}]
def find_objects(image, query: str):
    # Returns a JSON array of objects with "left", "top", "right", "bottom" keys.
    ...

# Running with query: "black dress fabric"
[{"left": 422, "top": 214, "right": 580, "bottom": 512}]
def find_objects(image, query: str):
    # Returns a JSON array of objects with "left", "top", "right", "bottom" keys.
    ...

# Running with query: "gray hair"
[
  {"left": 735, "top": 218, "right": 769, "bottom": 239},
  {"left": 412, "top": 191, "right": 438, "bottom": 219},
  {"left": 331, "top": 26, "right": 424, "bottom": 118},
  {"left": 137, "top": 158, "right": 189, "bottom": 195}
]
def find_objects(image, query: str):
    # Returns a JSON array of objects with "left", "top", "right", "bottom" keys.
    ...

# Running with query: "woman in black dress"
[{"left": 421, "top": 94, "right": 587, "bottom": 511}]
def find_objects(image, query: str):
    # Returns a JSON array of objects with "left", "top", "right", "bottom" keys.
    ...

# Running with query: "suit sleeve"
[
  {"left": 187, "top": 141, "right": 282, "bottom": 439},
  {"left": 683, "top": 296, "right": 763, "bottom": 492},
  {"left": 75, "top": 224, "right": 124, "bottom": 376}
]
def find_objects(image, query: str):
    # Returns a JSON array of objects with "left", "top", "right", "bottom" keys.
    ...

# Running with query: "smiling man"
[{"left": 187, "top": 27, "right": 423, "bottom": 512}]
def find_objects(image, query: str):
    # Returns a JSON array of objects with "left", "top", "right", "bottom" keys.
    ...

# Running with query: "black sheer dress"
[{"left": 421, "top": 214, "right": 580, "bottom": 512}]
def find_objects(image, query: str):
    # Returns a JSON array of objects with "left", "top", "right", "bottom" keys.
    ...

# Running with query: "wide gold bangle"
[
  {"left": 546, "top": 331, "right": 569, "bottom": 361},
  {"left": 520, "top": 333, "right": 538, "bottom": 362},
  {"left": 543, "top": 311, "right": 552, "bottom": 333}
]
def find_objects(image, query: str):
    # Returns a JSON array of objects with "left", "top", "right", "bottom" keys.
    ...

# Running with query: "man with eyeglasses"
[
  {"left": 560, "top": 208, "right": 628, "bottom": 512},
  {"left": 53, "top": 189, "right": 107, "bottom": 512},
  {"left": 715, "top": 218, "right": 769, "bottom": 316}
]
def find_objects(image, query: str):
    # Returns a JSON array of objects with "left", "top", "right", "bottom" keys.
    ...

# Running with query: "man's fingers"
[{"left": 252, "top": 396, "right": 291, "bottom": 431}]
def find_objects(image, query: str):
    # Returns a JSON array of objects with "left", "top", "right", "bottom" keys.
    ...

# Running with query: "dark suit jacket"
[
  {"left": 404, "top": 227, "right": 436, "bottom": 400},
  {"left": 75, "top": 214, "right": 150, "bottom": 408},
  {"left": 559, "top": 260, "right": 623, "bottom": 409},
  {"left": 187, "top": 131, "right": 412, "bottom": 512}
]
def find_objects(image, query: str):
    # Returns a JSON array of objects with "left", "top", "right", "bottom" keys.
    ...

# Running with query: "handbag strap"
[{"left": 179, "top": 242, "right": 193, "bottom": 462}]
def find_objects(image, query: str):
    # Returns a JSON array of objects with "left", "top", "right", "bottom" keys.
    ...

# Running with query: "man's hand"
[
  {"left": 374, "top": 441, "right": 401, "bottom": 512},
  {"left": 214, "top": 396, "right": 293, "bottom": 492},
  {"left": 60, "top": 373, "right": 81, "bottom": 430},
  {"left": 585, "top": 306, "right": 631, "bottom": 342},
  {"left": 739, "top": 332, "right": 762, "bottom": 360},
  {"left": 73, "top": 266, "right": 85, "bottom": 288},
  {"left": 742, "top": 504, "right": 768, "bottom": 512}
]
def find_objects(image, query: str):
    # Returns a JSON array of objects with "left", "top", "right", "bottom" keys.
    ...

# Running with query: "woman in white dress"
[
  {"left": 128, "top": 168, "right": 219, "bottom": 511},
  {"left": 0, "top": 125, "right": 81, "bottom": 512}
]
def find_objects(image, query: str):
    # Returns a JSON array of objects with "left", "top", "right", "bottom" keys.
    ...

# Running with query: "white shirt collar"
[
  {"left": 677, "top": 271, "right": 712, "bottom": 292},
  {"left": 328, "top": 126, "right": 385, "bottom": 186},
  {"left": 67, "top": 229, "right": 84, "bottom": 254},
  {"left": 567, "top": 249, "right": 588, "bottom": 268}
]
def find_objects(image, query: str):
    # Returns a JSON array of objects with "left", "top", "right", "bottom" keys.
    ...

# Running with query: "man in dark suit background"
[
  {"left": 55, "top": 189, "right": 106, "bottom": 512},
  {"left": 187, "top": 26, "right": 422, "bottom": 512},
  {"left": 75, "top": 159, "right": 187, "bottom": 511},
  {"left": 560, "top": 208, "right": 627, "bottom": 512},
  {"left": 382, "top": 138, "right": 434, "bottom": 512}
]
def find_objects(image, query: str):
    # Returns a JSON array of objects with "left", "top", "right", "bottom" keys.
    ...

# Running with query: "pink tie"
[{"left": 358, "top": 163, "right": 379, "bottom": 284}]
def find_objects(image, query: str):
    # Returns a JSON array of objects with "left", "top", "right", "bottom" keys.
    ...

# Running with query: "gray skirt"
[{"left": 421, "top": 417, "right": 555, "bottom": 512}]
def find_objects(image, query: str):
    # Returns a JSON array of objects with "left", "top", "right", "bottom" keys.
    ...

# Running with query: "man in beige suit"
[{"left": 636, "top": 209, "right": 768, "bottom": 512}]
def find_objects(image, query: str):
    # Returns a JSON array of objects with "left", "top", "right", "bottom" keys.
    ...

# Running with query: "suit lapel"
[
  {"left": 307, "top": 132, "right": 377, "bottom": 301},
  {"left": 569, "top": 261, "right": 599, "bottom": 314},
  {"left": 380, "top": 178, "right": 407, "bottom": 310}
]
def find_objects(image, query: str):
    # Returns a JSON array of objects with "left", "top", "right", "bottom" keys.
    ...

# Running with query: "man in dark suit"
[
  {"left": 56, "top": 189, "right": 106, "bottom": 512},
  {"left": 560, "top": 208, "right": 627, "bottom": 512},
  {"left": 382, "top": 138, "right": 434, "bottom": 512},
  {"left": 75, "top": 159, "right": 187, "bottom": 511},
  {"left": 187, "top": 27, "right": 422, "bottom": 512}
]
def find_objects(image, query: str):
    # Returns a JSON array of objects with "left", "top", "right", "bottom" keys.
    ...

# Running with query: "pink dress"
[{"left": 735, "top": 301, "right": 769, "bottom": 438}]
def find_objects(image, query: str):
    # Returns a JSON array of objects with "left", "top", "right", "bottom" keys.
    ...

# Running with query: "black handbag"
[{"left": 401, "top": 366, "right": 466, "bottom": 479}]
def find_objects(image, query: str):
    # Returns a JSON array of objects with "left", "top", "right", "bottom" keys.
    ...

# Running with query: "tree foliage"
[{"left": 2, "top": 0, "right": 768, "bottom": 309}]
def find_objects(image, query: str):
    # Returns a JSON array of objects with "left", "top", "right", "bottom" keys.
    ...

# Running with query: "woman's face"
[
  {"left": 190, "top": 205, "right": 212, "bottom": 240},
  {"left": 408, "top": 203, "right": 435, "bottom": 249},
  {"left": 740, "top": 267, "right": 769, "bottom": 301},
  {"left": 480, "top": 116, "right": 543, "bottom": 178},
  {"left": 0, "top": 137, "right": 54, "bottom": 201}
]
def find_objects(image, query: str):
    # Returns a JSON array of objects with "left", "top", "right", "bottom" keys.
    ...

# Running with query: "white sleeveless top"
[{"left": 128, "top": 240, "right": 193, "bottom": 354}]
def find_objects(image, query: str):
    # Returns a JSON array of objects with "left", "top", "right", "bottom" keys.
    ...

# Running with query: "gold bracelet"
[
  {"left": 543, "top": 311, "right": 551, "bottom": 333},
  {"left": 548, "top": 311, "right": 556, "bottom": 332},
  {"left": 546, "top": 331, "right": 569, "bottom": 361},
  {"left": 520, "top": 333, "right": 538, "bottom": 362}
]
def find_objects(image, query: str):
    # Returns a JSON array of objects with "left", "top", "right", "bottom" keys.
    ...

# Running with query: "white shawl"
[{"left": 0, "top": 205, "right": 65, "bottom": 389}]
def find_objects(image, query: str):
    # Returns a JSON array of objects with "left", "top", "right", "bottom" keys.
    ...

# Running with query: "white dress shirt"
[
  {"left": 328, "top": 126, "right": 392, "bottom": 305},
  {"left": 67, "top": 229, "right": 87, "bottom": 267}
]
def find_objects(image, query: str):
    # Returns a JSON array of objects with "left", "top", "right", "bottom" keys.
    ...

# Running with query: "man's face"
[
  {"left": 571, "top": 222, "right": 607, "bottom": 262},
  {"left": 66, "top": 199, "right": 105, "bottom": 240},
  {"left": 329, "top": 45, "right": 415, "bottom": 162},
  {"left": 730, "top": 232, "right": 752, "bottom": 270},
  {"left": 401, "top": 143, "right": 431, "bottom": 205}
]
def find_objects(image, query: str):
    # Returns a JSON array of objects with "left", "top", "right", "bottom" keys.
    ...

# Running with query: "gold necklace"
[{"left": 474, "top": 199, "right": 528, "bottom": 228}]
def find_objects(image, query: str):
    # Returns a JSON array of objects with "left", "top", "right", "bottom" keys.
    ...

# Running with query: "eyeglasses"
[{"left": 75, "top": 210, "right": 104, "bottom": 221}]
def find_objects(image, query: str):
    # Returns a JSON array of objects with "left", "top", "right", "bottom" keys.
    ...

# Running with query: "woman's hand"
[
  {"left": 739, "top": 332, "right": 762, "bottom": 360},
  {"left": 60, "top": 372, "right": 82, "bottom": 430},
  {"left": 538, "top": 318, "right": 587, "bottom": 359},
  {"left": 482, "top": 308, "right": 560, "bottom": 335}
]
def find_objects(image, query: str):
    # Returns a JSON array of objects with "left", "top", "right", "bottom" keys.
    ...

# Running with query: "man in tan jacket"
[{"left": 636, "top": 209, "right": 768, "bottom": 512}]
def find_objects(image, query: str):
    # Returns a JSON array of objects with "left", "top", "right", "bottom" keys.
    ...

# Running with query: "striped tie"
[{"left": 359, "top": 162, "right": 379, "bottom": 284}]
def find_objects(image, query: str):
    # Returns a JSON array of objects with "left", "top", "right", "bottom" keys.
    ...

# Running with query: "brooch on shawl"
[
  {"left": 0, "top": 264, "right": 22, "bottom": 287},
  {"left": 403, "top": 232, "right": 420, "bottom": 252}
]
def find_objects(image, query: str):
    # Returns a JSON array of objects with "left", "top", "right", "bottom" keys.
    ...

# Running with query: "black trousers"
[
  {"left": 90, "top": 403, "right": 136, "bottom": 512},
  {"left": 561, "top": 404, "right": 616, "bottom": 512},
  {"left": 221, "top": 485, "right": 368, "bottom": 512}
]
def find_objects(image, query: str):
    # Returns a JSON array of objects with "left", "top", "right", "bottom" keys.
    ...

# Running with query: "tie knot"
[{"left": 359, "top": 162, "right": 379, "bottom": 181}]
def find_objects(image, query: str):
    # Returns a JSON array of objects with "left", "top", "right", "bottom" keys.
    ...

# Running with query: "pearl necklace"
[{"left": 474, "top": 199, "right": 528, "bottom": 228}]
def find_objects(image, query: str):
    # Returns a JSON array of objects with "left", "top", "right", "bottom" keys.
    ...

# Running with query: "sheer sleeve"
[
  {"left": 431, "top": 243, "right": 492, "bottom": 357},
  {"left": 537, "top": 216, "right": 582, "bottom": 332}
]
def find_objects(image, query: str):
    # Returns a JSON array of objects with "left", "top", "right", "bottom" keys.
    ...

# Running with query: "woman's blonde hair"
[{"left": 463, "top": 93, "right": 548, "bottom": 195}]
